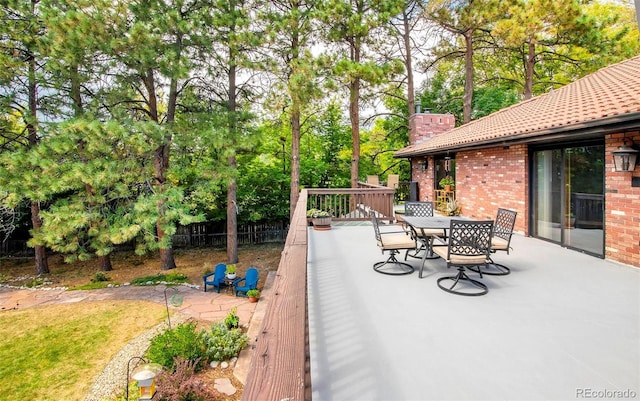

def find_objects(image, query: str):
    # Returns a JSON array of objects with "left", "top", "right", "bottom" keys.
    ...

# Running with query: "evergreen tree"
[
  {"left": 0, "top": 0, "right": 51, "bottom": 274},
  {"left": 319, "top": 0, "right": 405, "bottom": 187}
]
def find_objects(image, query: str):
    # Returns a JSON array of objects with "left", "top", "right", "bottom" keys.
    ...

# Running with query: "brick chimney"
[{"left": 408, "top": 103, "right": 455, "bottom": 145}]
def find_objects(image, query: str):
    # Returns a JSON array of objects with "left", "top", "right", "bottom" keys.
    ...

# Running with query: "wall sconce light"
[
  {"left": 612, "top": 139, "right": 639, "bottom": 172},
  {"left": 418, "top": 160, "right": 427, "bottom": 171}
]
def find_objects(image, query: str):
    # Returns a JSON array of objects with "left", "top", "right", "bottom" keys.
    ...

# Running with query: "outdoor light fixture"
[
  {"left": 126, "top": 358, "right": 162, "bottom": 401},
  {"left": 444, "top": 153, "right": 451, "bottom": 175},
  {"left": 612, "top": 139, "right": 639, "bottom": 172},
  {"left": 132, "top": 363, "right": 162, "bottom": 401},
  {"left": 418, "top": 159, "right": 427, "bottom": 171}
]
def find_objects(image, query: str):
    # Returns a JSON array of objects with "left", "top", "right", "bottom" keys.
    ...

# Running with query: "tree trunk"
[
  {"left": 350, "top": 39, "right": 361, "bottom": 188},
  {"left": 290, "top": 108, "right": 301, "bottom": 221},
  {"left": 27, "top": 47, "right": 48, "bottom": 275},
  {"left": 524, "top": 41, "right": 535, "bottom": 100},
  {"left": 31, "top": 201, "right": 49, "bottom": 275},
  {"left": 403, "top": 8, "right": 415, "bottom": 117},
  {"left": 159, "top": 246, "right": 176, "bottom": 270},
  {"left": 289, "top": 24, "right": 301, "bottom": 221},
  {"left": 146, "top": 69, "right": 176, "bottom": 270},
  {"left": 227, "top": 156, "right": 239, "bottom": 264},
  {"left": 98, "top": 255, "right": 112, "bottom": 272},
  {"left": 463, "top": 29, "right": 474, "bottom": 124},
  {"left": 227, "top": 45, "right": 239, "bottom": 264}
]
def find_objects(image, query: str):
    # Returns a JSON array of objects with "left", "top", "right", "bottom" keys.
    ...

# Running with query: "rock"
[
  {"left": 221, "top": 361, "right": 229, "bottom": 369},
  {"left": 210, "top": 361, "right": 219, "bottom": 368},
  {"left": 214, "top": 378, "right": 237, "bottom": 396}
]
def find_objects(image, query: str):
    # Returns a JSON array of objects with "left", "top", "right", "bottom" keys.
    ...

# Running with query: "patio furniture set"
[
  {"left": 202, "top": 263, "right": 259, "bottom": 297},
  {"left": 372, "top": 201, "right": 517, "bottom": 296}
]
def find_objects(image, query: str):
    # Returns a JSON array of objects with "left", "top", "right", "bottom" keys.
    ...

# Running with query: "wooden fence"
[
  {"left": 172, "top": 221, "right": 288, "bottom": 248},
  {"left": 0, "top": 221, "right": 288, "bottom": 256}
]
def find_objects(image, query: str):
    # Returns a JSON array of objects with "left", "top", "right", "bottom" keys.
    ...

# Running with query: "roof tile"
[{"left": 396, "top": 56, "right": 640, "bottom": 156}]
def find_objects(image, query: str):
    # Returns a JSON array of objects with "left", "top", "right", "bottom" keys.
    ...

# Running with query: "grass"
[
  {"left": 0, "top": 301, "right": 166, "bottom": 401},
  {"left": 0, "top": 244, "right": 283, "bottom": 401}
]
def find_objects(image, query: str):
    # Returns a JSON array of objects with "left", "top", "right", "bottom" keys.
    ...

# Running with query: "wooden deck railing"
[
  {"left": 242, "top": 189, "right": 311, "bottom": 401},
  {"left": 241, "top": 185, "right": 394, "bottom": 400},
  {"left": 308, "top": 185, "right": 395, "bottom": 222}
]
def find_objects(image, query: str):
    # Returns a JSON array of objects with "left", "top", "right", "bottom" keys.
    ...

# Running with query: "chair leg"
[
  {"left": 418, "top": 247, "right": 430, "bottom": 278},
  {"left": 406, "top": 236, "right": 439, "bottom": 261},
  {"left": 405, "top": 243, "right": 425, "bottom": 260},
  {"left": 468, "top": 257, "right": 510, "bottom": 276},
  {"left": 437, "top": 266, "right": 488, "bottom": 296},
  {"left": 374, "top": 250, "right": 415, "bottom": 275}
]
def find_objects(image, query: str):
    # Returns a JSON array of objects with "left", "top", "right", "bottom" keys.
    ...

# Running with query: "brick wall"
[
  {"left": 409, "top": 113, "right": 455, "bottom": 145},
  {"left": 406, "top": 114, "right": 639, "bottom": 269},
  {"left": 455, "top": 145, "right": 529, "bottom": 234},
  {"left": 408, "top": 112, "right": 455, "bottom": 202},
  {"left": 411, "top": 156, "right": 435, "bottom": 202},
  {"left": 605, "top": 131, "right": 640, "bottom": 266}
]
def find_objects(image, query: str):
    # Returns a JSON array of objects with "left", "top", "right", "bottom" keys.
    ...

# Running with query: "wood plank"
[{"left": 242, "top": 191, "right": 310, "bottom": 401}]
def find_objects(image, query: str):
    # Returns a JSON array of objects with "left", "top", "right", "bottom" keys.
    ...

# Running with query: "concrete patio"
[{"left": 307, "top": 222, "right": 640, "bottom": 401}]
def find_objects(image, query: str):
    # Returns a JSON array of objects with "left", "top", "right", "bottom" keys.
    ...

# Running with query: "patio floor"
[{"left": 307, "top": 222, "right": 640, "bottom": 401}]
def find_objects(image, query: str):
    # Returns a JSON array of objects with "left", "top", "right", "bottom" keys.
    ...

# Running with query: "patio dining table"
[{"left": 402, "top": 215, "right": 471, "bottom": 277}]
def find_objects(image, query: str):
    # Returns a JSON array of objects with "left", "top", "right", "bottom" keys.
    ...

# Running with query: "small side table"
[{"left": 223, "top": 277, "right": 237, "bottom": 293}]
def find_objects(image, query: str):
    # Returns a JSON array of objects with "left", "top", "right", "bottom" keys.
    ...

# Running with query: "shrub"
[
  {"left": 307, "top": 208, "right": 331, "bottom": 218},
  {"left": 91, "top": 272, "right": 110, "bottom": 283},
  {"left": 130, "top": 273, "right": 189, "bottom": 286},
  {"left": 203, "top": 322, "right": 249, "bottom": 362},
  {"left": 147, "top": 322, "right": 208, "bottom": 371},
  {"left": 154, "top": 357, "right": 218, "bottom": 401},
  {"left": 224, "top": 306, "right": 239, "bottom": 329}
]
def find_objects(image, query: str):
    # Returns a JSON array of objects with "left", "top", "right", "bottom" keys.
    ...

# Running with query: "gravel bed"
[{"left": 84, "top": 314, "right": 191, "bottom": 401}]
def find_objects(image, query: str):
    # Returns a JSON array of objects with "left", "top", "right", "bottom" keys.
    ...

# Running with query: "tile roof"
[{"left": 395, "top": 55, "right": 640, "bottom": 157}]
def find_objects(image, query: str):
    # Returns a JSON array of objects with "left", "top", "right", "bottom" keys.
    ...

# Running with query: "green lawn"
[{"left": 0, "top": 301, "right": 166, "bottom": 401}]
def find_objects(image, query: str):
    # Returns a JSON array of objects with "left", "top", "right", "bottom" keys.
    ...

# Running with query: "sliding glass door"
[{"left": 531, "top": 144, "right": 604, "bottom": 256}]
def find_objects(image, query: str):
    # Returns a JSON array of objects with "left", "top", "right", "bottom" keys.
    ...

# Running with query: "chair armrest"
[
  {"left": 203, "top": 272, "right": 215, "bottom": 279},
  {"left": 431, "top": 234, "right": 447, "bottom": 245},
  {"left": 233, "top": 277, "right": 245, "bottom": 286},
  {"left": 380, "top": 229, "right": 410, "bottom": 235}
]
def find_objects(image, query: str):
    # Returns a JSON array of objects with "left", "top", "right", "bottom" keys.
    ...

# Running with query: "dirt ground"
[
  {"left": 0, "top": 243, "right": 283, "bottom": 290},
  {"left": 0, "top": 243, "right": 284, "bottom": 401}
]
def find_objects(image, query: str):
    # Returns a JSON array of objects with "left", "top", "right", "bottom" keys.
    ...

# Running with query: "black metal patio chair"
[
  {"left": 469, "top": 208, "right": 517, "bottom": 276},
  {"left": 372, "top": 214, "right": 416, "bottom": 275},
  {"left": 433, "top": 219, "right": 494, "bottom": 296},
  {"left": 403, "top": 201, "right": 445, "bottom": 260}
]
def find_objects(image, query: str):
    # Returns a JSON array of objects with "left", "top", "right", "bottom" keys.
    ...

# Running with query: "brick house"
[{"left": 395, "top": 56, "right": 640, "bottom": 268}]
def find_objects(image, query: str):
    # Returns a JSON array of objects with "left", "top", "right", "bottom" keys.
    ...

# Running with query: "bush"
[
  {"left": 154, "top": 357, "right": 218, "bottom": 401},
  {"left": 147, "top": 322, "right": 208, "bottom": 371},
  {"left": 203, "top": 322, "right": 249, "bottom": 362},
  {"left": 91, "top": 272, "right": 111, "bottom": 283},
  {"left": 224, "top": 306, "right": 239, "bottom": 329},
  {"left": 130, "top": 273, "right": 189, "bottom": 286}
]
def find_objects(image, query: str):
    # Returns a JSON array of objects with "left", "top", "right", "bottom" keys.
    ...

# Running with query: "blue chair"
[
  {"left": 203, "top": 263, "right": 226, "bottom": 292},
  {"left": 234, "top": 267, "right": 259, "bottom": 297}
]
